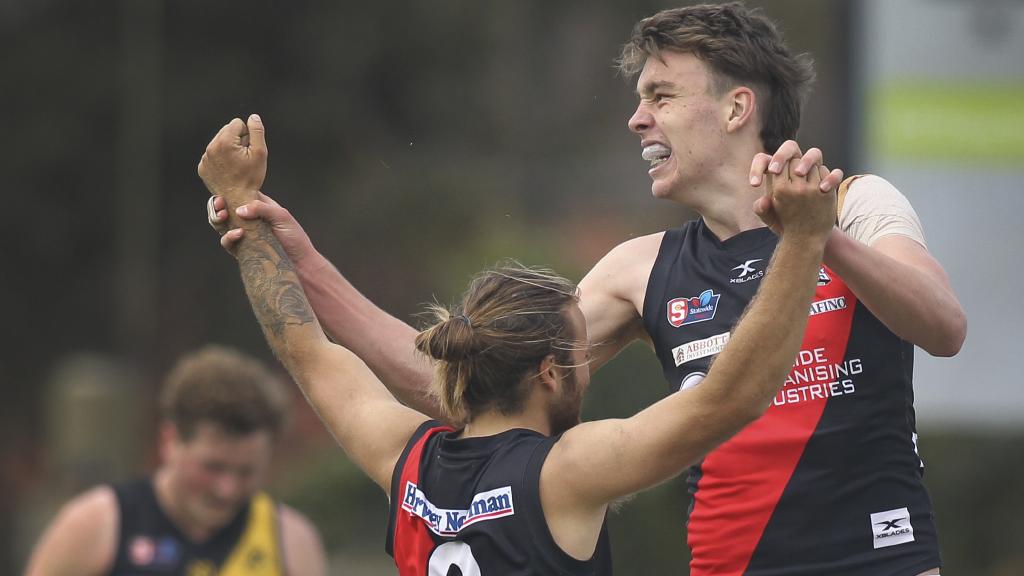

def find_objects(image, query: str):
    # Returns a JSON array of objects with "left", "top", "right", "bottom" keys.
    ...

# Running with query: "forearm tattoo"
[{"left": 237, "top": 223, "right": 317, "bottom": 339}]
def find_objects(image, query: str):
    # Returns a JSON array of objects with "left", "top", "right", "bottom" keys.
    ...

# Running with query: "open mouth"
[{"left": 642, "top": 143, "right": 672, "bottom": 169}]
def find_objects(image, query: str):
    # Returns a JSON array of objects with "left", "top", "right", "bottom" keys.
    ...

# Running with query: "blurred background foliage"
[{"left": 2, "top": 0, "right": 1021, "bottom": 574}]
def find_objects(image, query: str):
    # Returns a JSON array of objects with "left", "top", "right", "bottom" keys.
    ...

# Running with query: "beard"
[{"left": 547, "top": 366, "right": 583, "bottom": 436}]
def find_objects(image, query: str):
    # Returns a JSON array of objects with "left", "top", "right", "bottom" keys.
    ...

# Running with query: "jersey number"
[{"left": 428, "top": 541, "right": 481, "bottom": 575}]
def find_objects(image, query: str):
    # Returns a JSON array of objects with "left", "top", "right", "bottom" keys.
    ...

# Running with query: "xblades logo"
[
  {"left": 870, "top": 507, "right": 914, "bottom": 549},
  {"left": 876, "top": 518, "right": 905, "bottom": 531},
  {"left": 732, "top": 259, "right": 762, "bottom": 277},
  {"left": 730, "top": 259, "right": 764, "bottom": 284}
]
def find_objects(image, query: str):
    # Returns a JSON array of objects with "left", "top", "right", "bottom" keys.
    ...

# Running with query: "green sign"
[{"left": 869, "top": 82, "right": 1024, "bottom": 164}]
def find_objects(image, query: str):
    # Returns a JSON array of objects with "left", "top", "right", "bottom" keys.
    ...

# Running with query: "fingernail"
[
  {"left": 237, "top": 206, "right": 248, "bottom": 216},
  {"left": 251, "top": 114, "right": 261, "bottom": 122},
  {"left": 769, "top": 162, "right": 781, "bottom": 173},
  {"left": 750, "top": 176, "right": 759, "bottom": 186}
]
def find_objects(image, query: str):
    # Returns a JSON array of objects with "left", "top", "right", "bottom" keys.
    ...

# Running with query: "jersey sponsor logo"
[
  {"left": 730, "top": 259, "right": 764, "bottom": 284},
  {"left": 402, "top": 482, "right": 515, "bottom": 536},
  {"left": 772, "top": 347, "right": 863, "bottom": 407},
  {"left": 667, "top": 290, "right": 720, "bottom": 327},
  {"left": 672, "top": 332, "right": 730, "bottom": 366},
  {"left": 870, "top": 507, "right": 915, "bottom": 548},
  {"left": 809, "top": 296, "right": 847, "bottom": 317},
  {"left": 817, "top": 267, "right": 832, "bottom": 286},
  {"left": 130, "top": 535, "right": 180, "bottom": 568},
  {"left": 154, "top": 537, "right": 180, "bottom": 565}
]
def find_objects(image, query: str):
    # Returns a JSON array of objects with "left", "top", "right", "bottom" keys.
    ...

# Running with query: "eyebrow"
[{"left": 636, "top": 80, "right": 680, "bottom": 98}]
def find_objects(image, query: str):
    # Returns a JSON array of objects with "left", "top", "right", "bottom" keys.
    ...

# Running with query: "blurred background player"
[{"left": 24, "top": 345, "right": 326, "bottom": 576}]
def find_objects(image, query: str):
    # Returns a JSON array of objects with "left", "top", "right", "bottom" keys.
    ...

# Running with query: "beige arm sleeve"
[{"left": 837, "top": 174, "right": 928, "bottom": 248}]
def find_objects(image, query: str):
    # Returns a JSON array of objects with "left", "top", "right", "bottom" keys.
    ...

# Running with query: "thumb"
[
  {"left": 753, "top": 195, "right": 769, "bottom": 217},
  {"left": 247, "top": 114, "right": 267, "bottom": 154}
]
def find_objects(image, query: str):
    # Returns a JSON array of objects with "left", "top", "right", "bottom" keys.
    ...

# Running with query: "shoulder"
[
  {"left": 24, "top": 485, "right": 118, "bottom": 576},
  {"left": 582, "top": 231, "right": 665, "bottom": 288},
  {"left": 839, "top": 174, "right": 927, "bottom": 247},
  {"left": 841, "top": 174, "right": 917, "bottom": 216},
  {"left": 57, "top": 484, "right": 119, "bottom": 529},
  {"left": 602, "top": 231, "right": 666, "bottom": 264},
  {"left": 278, "top": 503, "right": 327, "bottom": 576}
]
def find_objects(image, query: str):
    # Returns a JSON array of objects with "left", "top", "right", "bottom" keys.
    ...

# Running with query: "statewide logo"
[
  {"left": 403, "top": 482, "right": 515, "bottom": 536},
  {"left": 870, "top": 507, "right": 914, "bottom": 549},
  {"left": 817, "top": 267, "right": 832, "bottom": 286},
  {"left": 672, "top": 332, "right": 730, "bottom": 367},
  {"left": 730, "top": 259, "right": 764, "bottom": 284},
  {"left": 667, "top": 290, "right": 721, "bottom": 327}
]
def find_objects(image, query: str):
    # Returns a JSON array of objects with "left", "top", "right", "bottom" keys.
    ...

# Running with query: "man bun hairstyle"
[
  {"left": 160, "top": 344, "right": 290, "bottom": 440},
  {"left": 617, "top": 2, "right": 815, "bottom": 152},
  {"left": 415, "top": 261, "right": 580, "bottom": 425}
]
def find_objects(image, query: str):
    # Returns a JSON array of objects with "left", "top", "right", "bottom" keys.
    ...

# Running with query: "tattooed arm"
[{"left": 199, "top": 115, "right": 428, "bottom": 493}]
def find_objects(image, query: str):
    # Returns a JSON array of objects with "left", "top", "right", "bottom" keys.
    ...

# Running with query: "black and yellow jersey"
[{"left": 109, "top": 478, "right": 283, "bottom": 575}]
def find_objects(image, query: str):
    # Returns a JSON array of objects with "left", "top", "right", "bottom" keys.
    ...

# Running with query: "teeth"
[{"left": 642, "top": 144, "right": 671, "bottom": 165}]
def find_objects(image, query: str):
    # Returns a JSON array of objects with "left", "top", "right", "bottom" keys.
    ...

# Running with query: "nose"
[
  {"left": 212, "top": 472, "right": 243, "bottom": 502},
  {"left": 628, "top": 102, "right": 653, "bottom": 134}
]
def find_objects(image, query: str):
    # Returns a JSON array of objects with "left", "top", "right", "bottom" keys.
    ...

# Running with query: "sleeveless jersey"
[
  {"left": 386, "top": 421, "right": 613, "bottom": 575},
  {"left": 110, "top": 478, "right": 283, "bottom": 576},
  {"left": 642, "top": 219, "right": 941, "bottom": 576}
]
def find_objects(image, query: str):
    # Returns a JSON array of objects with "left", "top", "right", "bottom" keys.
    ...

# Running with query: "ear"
[
  {"left": 536, "top": 354, "right": 560, "bottom": 393},
  {"left": 725, "top": 86, "right": 756, "bottom": 134},
  {"left": 159, "top": 421, "right": 182, "bottom": 462}
]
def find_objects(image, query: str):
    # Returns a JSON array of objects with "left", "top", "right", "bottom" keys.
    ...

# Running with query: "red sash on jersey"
[
  {"left": 392, "top": 425, "right": 454, "bottom": 575},
  {"left": 688, "top": 267, "right": 857, "bottom": 576}
]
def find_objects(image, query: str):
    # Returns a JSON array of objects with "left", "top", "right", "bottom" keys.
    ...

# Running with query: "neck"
[
  {"left": 461, "top": 407, "right": 551, "bottom": 439},
  {"left": 153, "top": 467, "right": 214, "bottom": 542},
  {"left": 677, "top": 140, "right": 767, "bottom": 241}
]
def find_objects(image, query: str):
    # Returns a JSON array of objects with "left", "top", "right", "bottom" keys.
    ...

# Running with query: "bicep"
[
  {"left": 578, "top": 280, "right": 645, "bottom": 371},
  {"left": 296, "top": 343, "right": 430, "bottom": 491},
  {"left": 578, "top": 237, "right": 660, "bottom": 371},
  {"left": 871, "top": 234, "right": 954, "bottom": 291}
]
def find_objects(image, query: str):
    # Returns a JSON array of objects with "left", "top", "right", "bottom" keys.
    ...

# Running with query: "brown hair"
[
  {"left": 160, "top": 345, "right": 290, "bottom": 440},
  {"left": 414, "top": 261, "right": 581, "bottom": 424},
  {"left": 617, "top": 2, "right": 815, "bottom": 152}
]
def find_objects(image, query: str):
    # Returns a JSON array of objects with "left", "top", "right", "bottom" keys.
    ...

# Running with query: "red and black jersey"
[
  {"left": 642, "top": 220, "right": 941, "bottom": 576},
  {"left": 386, "top": 421, "right": 612, "bottom": 575}
]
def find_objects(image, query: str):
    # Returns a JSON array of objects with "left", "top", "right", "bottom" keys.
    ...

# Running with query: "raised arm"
[
  {"left": 209, "top": 194, "right": 440, "bottom": 417},
  {"left": 199, "top": 116, "right": 428, "bottom": 491},
  {"left": 821, "top": 176, "right": 966, "bottom": 356},
  {"left": 576, "top": 231, "right": 663, "bottom": 371},
  {"left": 751, "top": 142, "right": 966, "bottom": 356},
  {"left": 544, "top": 157, "right": 836, "bottom": 511}
]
